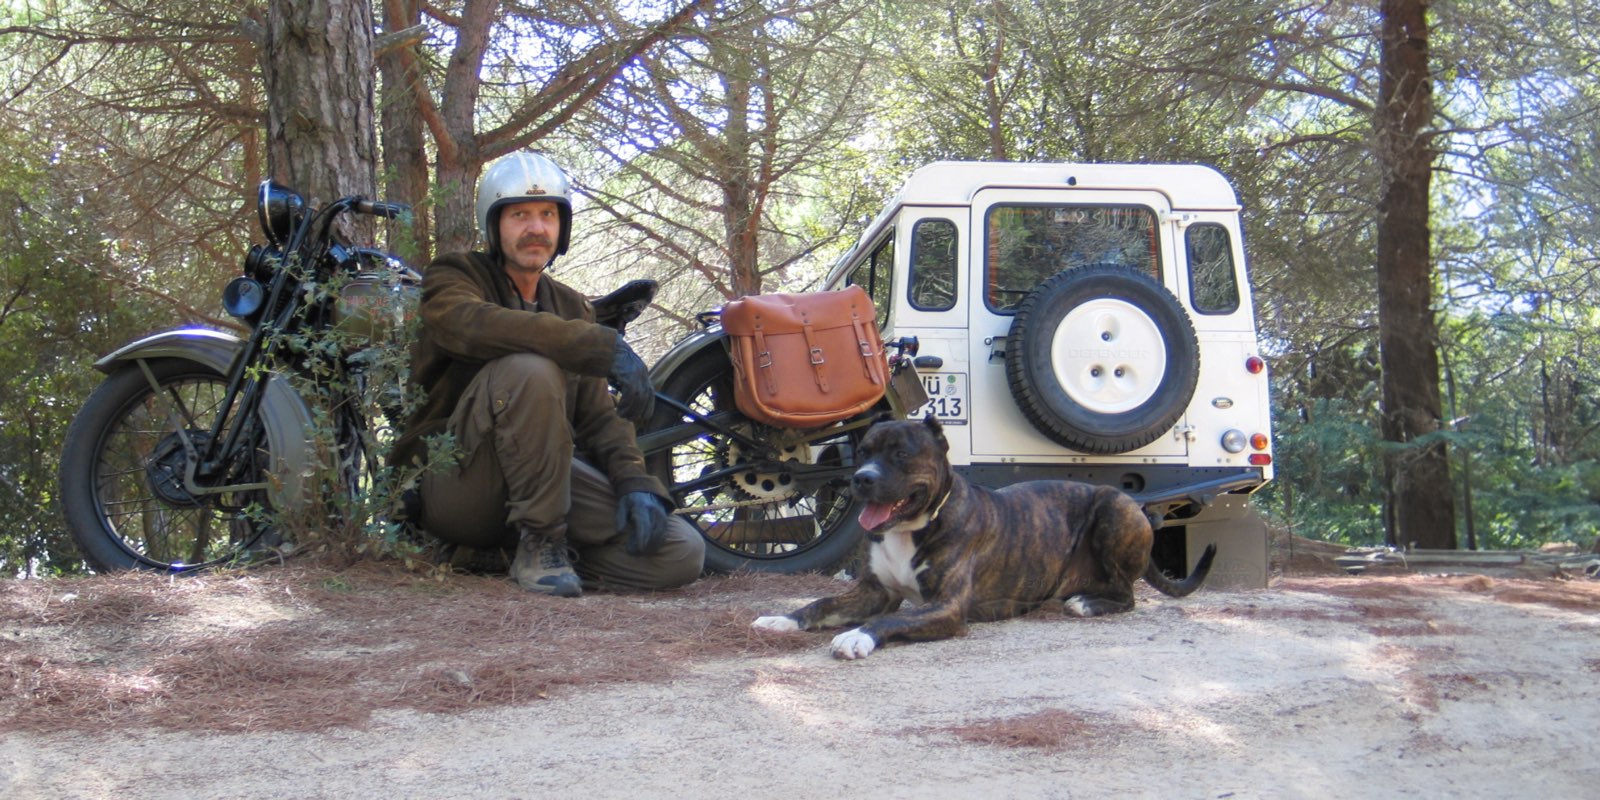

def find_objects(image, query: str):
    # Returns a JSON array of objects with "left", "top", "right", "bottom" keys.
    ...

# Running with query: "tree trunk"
[
  {"left": 377, "top": 0, "right": 431, "bottom": 263},
  {"left": 980, "top": 1, "right": 1009, "bottom": 161},
  {"left": 718, "top": 30, "right": 761, "bottom": 298},
  {"left": 263, "top": 0, "right": 378, "bottom": 240},
  {"left": 1375, "top": 0, "right": 1455, "bottom": 549},
  {"left": 430, "top": 0, "right": 496, "bottom": 256}
]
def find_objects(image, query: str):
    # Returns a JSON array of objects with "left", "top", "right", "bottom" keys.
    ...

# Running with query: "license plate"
[{"left": 918, "top": 373, "right": 968, "bottom": 424}]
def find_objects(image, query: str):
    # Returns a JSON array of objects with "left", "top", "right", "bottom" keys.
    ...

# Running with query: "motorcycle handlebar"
[
  {"left": 288, "top": 196, "right": 412, "bottom": 256},
  {"left": 356, "top": 199, "right": 410, "bottom": 219}
]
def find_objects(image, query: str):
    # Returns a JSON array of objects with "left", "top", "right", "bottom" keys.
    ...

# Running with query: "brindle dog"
[{"left": 752, "top": 415, "right": 1216, "bottom": 659}]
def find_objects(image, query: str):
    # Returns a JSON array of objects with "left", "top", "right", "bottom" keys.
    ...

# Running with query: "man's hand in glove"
[
  {"left": 617, "top": 491, "right": 671, "bottom": 556},
  {"left": 608, "top": 338, "right": 656, "bottom": 422}
]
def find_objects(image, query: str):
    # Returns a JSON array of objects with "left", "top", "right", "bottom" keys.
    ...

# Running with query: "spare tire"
[{"left": 1004, "top": 264, "right": 1199, "bottom": 454}]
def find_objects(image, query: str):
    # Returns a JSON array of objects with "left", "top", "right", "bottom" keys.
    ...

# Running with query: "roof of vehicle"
[
  {"left": 892, "top": 161, "right": 1240, "bottom": 209},
  {"left": 826, "top": 161, "right": 1242, "bottom": 284}
]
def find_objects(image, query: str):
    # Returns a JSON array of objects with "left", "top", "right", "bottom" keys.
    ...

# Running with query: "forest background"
[{"left": 2, "top": 0, "right": 1597, "bottom": 576}]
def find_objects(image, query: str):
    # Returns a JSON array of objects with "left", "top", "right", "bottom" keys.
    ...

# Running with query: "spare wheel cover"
[{"left": 1003, "top": 264, "right": 1200, "bottom": 454}]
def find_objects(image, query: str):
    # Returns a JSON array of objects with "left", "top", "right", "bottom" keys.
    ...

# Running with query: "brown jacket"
[{"left": 393, "top": 251, "right": 667, "bottom": 501}]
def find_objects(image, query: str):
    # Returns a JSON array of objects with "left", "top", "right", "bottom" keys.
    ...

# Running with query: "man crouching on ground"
[{"left": 392, "top": 151, "right": 704, "bottom": 597}]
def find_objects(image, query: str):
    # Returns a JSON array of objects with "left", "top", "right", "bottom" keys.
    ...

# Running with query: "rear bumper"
[{"left": 953, "top": 463, "right": 1268, "bottom": 524}]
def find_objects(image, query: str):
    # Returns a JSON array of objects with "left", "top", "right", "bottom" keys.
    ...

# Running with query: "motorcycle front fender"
[
  {"left": 95, "top": 327, "right": 316, "bottom": 513},
  {"left": 94, "top": 327, "right": 246, "bottom": 374}
]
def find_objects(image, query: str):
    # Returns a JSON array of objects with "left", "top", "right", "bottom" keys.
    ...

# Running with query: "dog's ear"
[
  {"left": 870, "top": 411, "right": 895, "bottom": 428},
  {"left": 921, "top": 413, "right": 949, "bottom": 453}
]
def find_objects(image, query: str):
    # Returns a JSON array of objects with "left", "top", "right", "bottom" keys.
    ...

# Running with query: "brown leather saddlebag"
[{"left": 721, "top": 286, "right": 889, "bottom": 428}]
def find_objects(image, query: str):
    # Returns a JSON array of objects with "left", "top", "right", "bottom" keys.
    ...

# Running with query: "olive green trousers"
[{"left": 419, "top": 353, "right": 703, "bottom": 590}]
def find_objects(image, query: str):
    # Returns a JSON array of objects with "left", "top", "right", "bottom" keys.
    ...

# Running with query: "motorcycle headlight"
[
  {"left": 257, "top": 180, "right": 305, "bottom": 247},
  {"left": 244, "top": 245, "right": 282, "bottom": 282},
  {"left": 222, "top": 276, "right": 265, "bottom": 321}
]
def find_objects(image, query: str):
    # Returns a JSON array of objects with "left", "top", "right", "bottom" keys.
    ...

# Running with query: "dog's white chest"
[{"left": 869, "top": 530, "right": 925, "bottom": 603}]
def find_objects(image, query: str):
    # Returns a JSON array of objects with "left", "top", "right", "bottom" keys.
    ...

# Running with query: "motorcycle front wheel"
[
  {"left": 643, "top": 346, "right": 869, "bottom": 575},
  {"left": 59, "top": 358, "right": 274, "bottom": 572}
]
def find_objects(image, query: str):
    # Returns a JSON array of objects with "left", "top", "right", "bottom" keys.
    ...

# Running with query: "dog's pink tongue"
[{"left": 859, "top": 502, "right": 895, "bottom": 531}]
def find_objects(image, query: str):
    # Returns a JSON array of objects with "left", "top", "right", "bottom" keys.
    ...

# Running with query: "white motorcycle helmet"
[{"left": 476, "top": 152, "right": 572, "bottom": 258}]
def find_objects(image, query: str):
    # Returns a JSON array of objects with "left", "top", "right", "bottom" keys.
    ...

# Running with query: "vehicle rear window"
[
  {"left": 1186, "top": 223, "right": 1240, "bottom": 314},
  {"left": 985, "top": 204, "right": 1160, "bottom": 313}
]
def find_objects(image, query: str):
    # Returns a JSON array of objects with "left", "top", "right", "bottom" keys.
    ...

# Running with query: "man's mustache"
[{"left": 516, "top": 234, "right": 555, "bottom": 249}]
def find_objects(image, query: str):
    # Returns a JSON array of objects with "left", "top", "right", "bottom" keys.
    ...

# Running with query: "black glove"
[
  {"left": 616, "top": 491, "right": 670, "bottom": 556},
  {"left": 592, "top": 279, "right": 659, "bottom": 333},
  {"left": 608, "top": 338, "right": 656, "bottom": 422}
]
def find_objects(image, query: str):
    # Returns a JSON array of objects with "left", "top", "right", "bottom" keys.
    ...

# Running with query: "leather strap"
[
  {"left": 754, "top": 322, "right": 777, "bottom": 396},
  {"left": 850, "top": 310, "right": 882, "bottom": 385},
  {"left": 801, "top": 319, "right": 830, "bottom": 393}
]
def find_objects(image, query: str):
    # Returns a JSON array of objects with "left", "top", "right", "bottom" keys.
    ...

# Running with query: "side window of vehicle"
[
  {"left": 985, "top": 204, "right": 1159, "bottom": 313},
  {"left": 908, "top": 219, "right": 957, "bottom": 311},
  {"left": 847, "top": 235, "right": 895, "bottom": 328},
  {"left": 1186, "top": 223, "right": 1240, "bottom": 315}
]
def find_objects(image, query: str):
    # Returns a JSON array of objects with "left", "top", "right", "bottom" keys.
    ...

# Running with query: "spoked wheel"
[
  {"left": 643, "top": 346, "right": 868, "bottom": 574},
  {"left": 59, "top": 358, "right": 275, "bottom": 571}
]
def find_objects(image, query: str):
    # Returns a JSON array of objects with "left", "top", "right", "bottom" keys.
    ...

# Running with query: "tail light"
[{"left": 1221, "top": 430, "right": 1247, "bottom": 453}]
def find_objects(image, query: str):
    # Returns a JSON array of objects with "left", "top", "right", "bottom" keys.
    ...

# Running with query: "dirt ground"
[{"left": 2, "top": 538, "right": 1598, "bottom": 800}]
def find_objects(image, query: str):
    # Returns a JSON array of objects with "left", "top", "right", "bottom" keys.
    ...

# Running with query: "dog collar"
[{"left": 927, "top": 487, "right": 953, "bottom": 522}]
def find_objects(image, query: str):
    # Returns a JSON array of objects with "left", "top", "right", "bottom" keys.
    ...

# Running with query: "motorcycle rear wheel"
[
  {"left": 59, "top": 358, "right": 274, "bottom": 572},
  {"left": 643, "top": 346, "right": 869, "bottom": 574}
]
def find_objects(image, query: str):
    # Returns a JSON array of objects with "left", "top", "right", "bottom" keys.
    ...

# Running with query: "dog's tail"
[{"left": 1142, "top": 543, "right": 1217, "bottom": 597}]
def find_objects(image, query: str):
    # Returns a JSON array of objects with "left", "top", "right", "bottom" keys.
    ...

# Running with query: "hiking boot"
[{"left": 511, "top": 528, "right": 582, "bottom": 598}]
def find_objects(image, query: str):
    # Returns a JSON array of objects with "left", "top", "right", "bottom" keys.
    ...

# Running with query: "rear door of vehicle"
[{"left": 966, "top": 187, "right": 1188, "bottom": 459}]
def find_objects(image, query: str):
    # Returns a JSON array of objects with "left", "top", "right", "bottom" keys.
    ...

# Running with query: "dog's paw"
[
  {"left": 751, "top": 615, "right": 800, "bottom": 633},
  {"left": 830, "top": 628, "right": 877, "bottom": 660},
  {"left": 1063, "top": 594, "right": 1134, "bottom": 618}
]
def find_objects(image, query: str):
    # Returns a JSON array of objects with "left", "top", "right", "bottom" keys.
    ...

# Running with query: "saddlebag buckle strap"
[
  {"left": 801, "top": 322, "right": 830, "bottom": 393},
  {"left": 753, "top": 326, "right": 777, "bottom": 396}
]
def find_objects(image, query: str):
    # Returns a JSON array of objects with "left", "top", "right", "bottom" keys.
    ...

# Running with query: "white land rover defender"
[{"left": 826, "top": 161, "right": 1274, "bottom": 587}]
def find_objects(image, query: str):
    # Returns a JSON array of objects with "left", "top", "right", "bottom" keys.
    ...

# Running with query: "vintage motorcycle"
[
  {"left": 58, "top": 181, "right": 417, "bottom": 572},
  {"left": 59, "top": 181, "right": 924, "bottom": 575}
]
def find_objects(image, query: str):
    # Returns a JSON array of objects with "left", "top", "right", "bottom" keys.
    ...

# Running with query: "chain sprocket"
[{"left": 724, "top": 439, "right": 809, "bottom": 502}]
